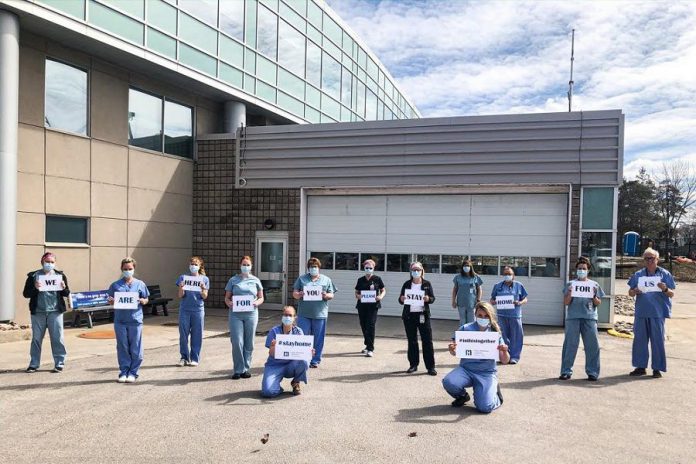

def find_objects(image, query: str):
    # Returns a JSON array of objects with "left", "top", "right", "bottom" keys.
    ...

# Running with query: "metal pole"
[
  {"left": 0, "top": 10, "right": 20, "bottom": 322},
  {"left": 568, "top": 29, "right": 575, "bottom": 112}
]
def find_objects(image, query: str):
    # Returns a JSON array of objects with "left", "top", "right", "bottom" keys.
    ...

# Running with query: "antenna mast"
[{"left": 568, "top": 28, "right": 575, "bottom": 112}]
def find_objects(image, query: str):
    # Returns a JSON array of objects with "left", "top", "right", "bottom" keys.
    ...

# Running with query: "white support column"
[
  {"left": 0, "top": 10, "right": 20, "bottom": 321},
  {"left": 223, "top": 100, "right": 246, "bottom": 133}
]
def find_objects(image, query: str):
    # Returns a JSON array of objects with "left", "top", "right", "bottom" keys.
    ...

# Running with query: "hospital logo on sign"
[{"left": 466, "top": 349, "right": 472, "bottom": 356}]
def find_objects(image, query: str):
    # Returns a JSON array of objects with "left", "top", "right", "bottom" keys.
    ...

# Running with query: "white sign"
[
  {"left": 275, "top": 334, "right": 314, "bottom": 362},
  {"left": 405, "top": 289, "right": 425, "bottom": 311},
  {"left": 182, "top": 275, "right": 204, "bottom": 292},
  {"left": 113, "top": 292, "right": 139, "bottom": 310},
  {"left": 303, "top": 284, "right": 323, "bottom": 301},
  {"left": 495, "top": 295, "right": 515, "bottom": 310},
  {"left": 360, "top": 290, "right": 377, "bottom": 303},
  {"left": 232, "top": 295, "right": 255, "bottom": 312},
  {"left": 638, "top": 276, "right": 662, "bottom": 293},
  {"left": 38, "top": 274, "right": 62, "bottom": 292},
  {"left": 454, "top": 331, "right": 500, "bottom": 360},
  {"left": 570, "top": 281, "right": 596, "bottom": 299}
]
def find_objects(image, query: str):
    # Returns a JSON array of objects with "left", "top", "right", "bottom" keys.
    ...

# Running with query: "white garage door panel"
[{"left": 306, "top": 193, "right": 568, "bottom": 326}]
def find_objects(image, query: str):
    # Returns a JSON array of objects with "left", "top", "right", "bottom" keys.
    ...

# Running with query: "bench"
[
  {"left": 69, "top": 290, "right": 113, "bottom": 329},
  {"left": 144, "top": 285, "right": 172, "bottom": 316}
]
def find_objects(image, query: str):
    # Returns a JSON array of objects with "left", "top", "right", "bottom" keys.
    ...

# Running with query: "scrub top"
[
  {"left": 453, "top": 274, "right": 483, "bottom": 308},
  {"left": 176, "top": 274, "right": 210, "bottom": 312},
  {"left": 225, "top": 274, "right": 263, "bottom": 297},
  {"left": 293, "top": 274, "right": 337, "bottom": 319},
  {"left": 108, "top": 278, "right": 150, "bottom": 324},
  {"left": 33, "top": 270, "right": 60, "bottom": 313},
  {"left": 563, "top": 279, "right": 605, "bottom": 320},
  {"left": 355, "top": 275, "right": 385, "bottom": 310},
  {"left": 490, "top": 281, "right": 528, "bottom": 318},
  {"left": 453, "top": 322, "right": 503, "bottom": 374},
  {"left": 628, "top": 267, "right": 676, "bottom": 318},
  {"left": 264, "top": 324, "right": 305, "bottom": 367}
]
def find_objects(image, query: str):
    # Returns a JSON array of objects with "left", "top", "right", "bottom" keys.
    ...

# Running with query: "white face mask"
[
  {"left": 241, "top": 265, "right": 252, "bottom": 274},
  {"left": 309, "top": 267, "right": 319, "bottom": 276},
  {"left": 411, "top": 270, "right": 422, "bottom": 278},
  {"left": 189, "top": 265, "right": 200, "bottom": 274},
  {"left": 462, "top": 266, "right": 471, "bottom": 273}
]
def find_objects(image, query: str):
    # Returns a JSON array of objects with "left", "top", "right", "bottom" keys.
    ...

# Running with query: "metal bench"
[
  {"left": 144, "top": 285, "right": 172, "bottom": 316},
  {"left": 69, "top": 290, "right": 112, "bottom": 329}
]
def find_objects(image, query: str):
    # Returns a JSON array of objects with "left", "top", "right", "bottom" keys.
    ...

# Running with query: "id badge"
[
  {"left": 469, "top": 287, "right": 475, "bottom": 294},
  {"left": 419, "top": 314, "right": 425, "bottom": 324}
]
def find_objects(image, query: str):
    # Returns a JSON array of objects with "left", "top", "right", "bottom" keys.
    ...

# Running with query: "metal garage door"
[{"left": 305, "top": 193, "right": 568, "bottom": 326}]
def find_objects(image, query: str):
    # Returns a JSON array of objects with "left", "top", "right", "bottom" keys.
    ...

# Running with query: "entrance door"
[{"left": 255, "top": 232, "right": 288, "bottom": 310}]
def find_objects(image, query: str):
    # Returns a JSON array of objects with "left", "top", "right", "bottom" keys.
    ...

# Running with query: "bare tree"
[{"left": 654, "top": 160, "right": 696, "bottom": 259}]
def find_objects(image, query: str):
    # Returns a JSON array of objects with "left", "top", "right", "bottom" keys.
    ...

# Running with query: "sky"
[{"left": 326, "top": 0, "right": 696, "bottom": 179}]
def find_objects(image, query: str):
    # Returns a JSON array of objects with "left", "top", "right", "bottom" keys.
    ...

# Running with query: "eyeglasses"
[{"left": 644, "top": 257, "right": 656, "bottom": 261}]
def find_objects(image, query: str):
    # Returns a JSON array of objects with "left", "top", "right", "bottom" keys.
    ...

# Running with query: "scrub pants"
[
  {"left": 457, "top": 305, "right": 475, "bottom": 326},
  {"left": 499, "top": 316, "right": 524, "bottom": 362},
  {"left": 229, "top": 310, "right": 259, "bottom": 375},
  {"left": 261, "top": 361, "right": 309, "bottom": 398},
  {"left": 442, "top": 366, "right": 501, "bottom": 414},
  {"left": 357, "top": 307, "right": 378, "bottom": 352},
  {"left": 632, "top": 317, "right": 667, "bottom": 372},
  {"left": 297, "top": 316, "right": 326, "bottom": 366},
  {"left": 115, "top": 322, "right": 143, "bottom": 377},
  {"left": 560, "top": 319, "right": 600, "bottom": 377},
  {"left": 403, "top": 313, "right": 435, "bottom": 370},
  {"left": 179, "top": 310, "right": 204, "bottom": 363},
  {"left": 29, "top": 312, "right": 67, "bottom": 369}
]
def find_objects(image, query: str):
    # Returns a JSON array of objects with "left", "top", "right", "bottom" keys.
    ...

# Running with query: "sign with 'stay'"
[
  {"left": 275, "top": 334, "right": 313, "bottom": 362},
  {"left": 571, "top": 281, "right": 596, "bottom": 299},
  {"left": 303, "top": 285, "right": 323, "bottom": 301},
  {"left": 405, "top": 289, "right": 425, "bottom": 311},
  {"left": 495, "top": 295, "right": 515, "bottom": 310},
  {"left": 38, "top": 274, "right": 62, "bottom": 292},
  {"left": 182, "top": 275, "right": 204, "bottom": 292},
  {"left": 232, "top": 295, "right": 255, "bottom": 312},
  {"left": 638, "top": 276, "right": 662, "bottom": 293},
  {"left": 114, "top": 292, "right": 139, "bottom": 310}
]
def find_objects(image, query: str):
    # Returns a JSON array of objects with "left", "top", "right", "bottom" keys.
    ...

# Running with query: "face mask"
[
  {"left": 365, "top": 267, "right": 374, "bottom": 275},
  {"left": 576, "top": 269, "right": 588, "bottom": 278},
  {"left": 281, "top": 316, "right": 294, "bottom": 326},
  {"left": 189, "top": 265, "right": 200, "bottom": 274},
  {"left": 462, "top": 266, "right": 471, "bottom": 273},
  {"left": 241, "top": 265, "right": 252, "bottom": 274},
  {"left": 42, "top": 262, "right": 55, "bottom": 272},
  {"left": 503, "top": 275, "right": 513, "bottom": 282},
  {"left": 411, "top": 270, "right": 422, "bottom": 278},
  {"left": 309, "top": 267, "right": 319, "bottom": 276},
  {"left": 122, "top": 270, "right": 134, "bottom": 279},
  {"left": 476, "top": 317, "right": 490, "bottom": 328}
]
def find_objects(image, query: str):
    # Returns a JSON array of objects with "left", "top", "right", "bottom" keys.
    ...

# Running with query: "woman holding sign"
[
  {"left": 22, "top": 252, "right": 70, "bottom": 373},
  {"left": 354, "top": 259, "right": 386, "bottom": 357},
  {"left": 451, "top": 259, "right": 483, "bottom": 325},
  {"left": 107, "top": 257, "right": 150, "bottom": 383},
  {"left": 442, "top": 302, "right": 508, "bottom": 413},
  {"left": 399, "top": 262, "right": 437, "bottom": 375},
  {"left": 175, "top": 256, "right": 209, "bottom": 367},
  {"left": 261, "top": 306, "right": 312, "bottom": 397},
  {"left": 489, "top": 267, "right": 528, "bottom": 364},
  {"left": 224, "top": 256, "right": 264, "bottom": 380},
  {"left": 559, "top": 257, "right": 604, "bottom": 381},
  {"left": 292, "top": 257, "right": 336, "bottom": 368}
]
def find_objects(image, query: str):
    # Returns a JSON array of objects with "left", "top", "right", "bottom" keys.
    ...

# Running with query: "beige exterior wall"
[{"left": 13, "top": 33, "right": 221, "bottom": 324}]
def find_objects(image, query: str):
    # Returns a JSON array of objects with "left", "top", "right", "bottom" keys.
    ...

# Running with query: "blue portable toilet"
[{"left": 623, "top": 231, "right": 640, "bottom": 256}]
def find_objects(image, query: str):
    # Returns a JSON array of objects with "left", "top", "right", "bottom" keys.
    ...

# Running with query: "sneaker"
[
  {"left": 559, "top": 374, "right": 571, "bottom": 380},
  {"left": 291, "top": 381, "right": 302, "bottom": 396},
  {"left": 366, "top": 351, "right": 374, "bottom": 357},
  {"left": 587, "top": 375, "right": 598, "bottom": 381},
  {"left": 497, "top": 385, "right": 504, "bottom": 405},
  {"left": 231, "top": 373, "right": 241, "bottom": 380},
  {"left": 177, "top": 359, "right": 188, "bottom": 367},
  {"left": 117, "top": 376, "right": 127, "bottom": 383},
  {"left": 509, "top": 359, "right": 519, "bottom": 365},
  {"left": 451, "top": 391, "right": 470, "bottom": 407},
  {"left": 125, "top": 375, "right": 136, "bottom": 383},
  {"left": 52, "top": 365, "right": 63, "bottom": 373},
  {"left": 26, "top": 367, "right": 37, "bottom": 373},
  {"left": 360, "top": 348, "right": 368, "bottom": 354},
  {"left": 652, "top": 370, "right": 663, "bottom": 378},
  {"left": 629, "top": 368, "right": 647, "bottom": 377},
  {"left": 189, "top": 361, "right": 199, "bottom": 367},
  {"left": 310, "top": 363, "right": 319, "bottom": 369},
  {"left": 240, "top": 371, "right": 251, "bottom": 378}
]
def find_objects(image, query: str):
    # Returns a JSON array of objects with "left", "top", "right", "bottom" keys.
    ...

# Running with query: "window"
[
  {"left": 40, "top": 0, "right": 85, "bottom": 19},
  {"left": 471, "top": 256, "right": 498, "bottom": 276},
  {"left": 416, "top": 254, "right": 440, "bottom": 274},
  {"left": 147, "top": 28, "right": 176, "bottom": 59},
  {"left": 581, "top": 231, "right": 613, "bottom": 290},
  {"left": 179, "top": 0, "right": 218, "bottom": 26},
  {"left": 219, "top": 0, "right": 245, "bottom": 40},
  {"left": 220, "top": 35, "right": 244, "bottom": 67},
  {"left": 321, "top": 52, "right": 341, "bottom": 99},
  {"left": 278, "top": 20, "right": 305, "bottom": 77},
  {"left": 44, "top": 59, "right": 88, "bottom": 136},
  {"left": 341, "top": 69, "right": 352, "bottom": 107},
  {"left": 46, "top": 216, "right": 88, "bottom": 244},
  {"left": 582, "top": 187, "right": 614, "bottom": 230},
  {"left": 531, "top": 257, "right": 561, "bottom": 277},
  {"left": 147, "top": 0, "right": 177, "bottom": 34},
  {"left": 179, "top": 44, "right": 217, "bottom": 76},
  {"left": 500, "top": 256, "right": 530, "bottom": 277},
  {"left": 101, "top": 0, "right": 143, "bottom": 19},
  {"left": 89, "top": 0, "right": 143, "bottom": 44},
  {"left": 310, "top": 251, "right": 334, "bottom": 270},
  {"left": 387, "top": 254, "right": 411, "bottom": 272},
  {"left": 179, "top": 13, "right": 217, "bottom": 55},
  {"left": 442, "top": 255, "right": 467, "bottom": 274},
  {"left": 164, "top": 100, "right": 194, "bottom": 157},
  {"left": 256, "top": 5, "right": 278, "bottom": 59},
  {"left": 306, "top": 41, "right": 321, "bottom": 87},
  {"left": 359, "top": 253, "right": 385, "bottom": 272},
  {"left": 335, "top": 253, "right": 359, "bottom": 270}
]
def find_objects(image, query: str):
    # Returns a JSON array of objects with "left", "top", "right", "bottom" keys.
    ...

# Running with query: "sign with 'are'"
[{"left": 113, "top": 292, "right": 139, "bottom": 310}]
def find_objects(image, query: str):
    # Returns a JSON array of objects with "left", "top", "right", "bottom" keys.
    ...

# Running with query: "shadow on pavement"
[
  {"left": 205, "top": 389, "right": 293, "bottom": 405},
  {"left": 503, "top": 373, "right": 655, "bottom": 390},
  {"left": 394, "top": 404, "right": 477, "bottom": 424},
  {"left": 321, "top": 370, "right": 422, "bottom": 383}
]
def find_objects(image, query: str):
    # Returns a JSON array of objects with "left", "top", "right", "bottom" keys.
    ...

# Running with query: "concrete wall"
[{"left": 14, "top": 31, "right": 222, "bottom": 324}]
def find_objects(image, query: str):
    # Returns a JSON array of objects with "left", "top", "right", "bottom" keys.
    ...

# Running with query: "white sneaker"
[
  {"left": 366, "top": 351, "right": 374, "bottom": 357},
  {"left": 177, "top": 359, "right": 187, "bottom": 367},
  {"left": 189, "top": 361, "right": 199, "bottom": 367},
  {"left": 118, "top": 376, "right": 127, "bottom": 383},
  {"left": 361, "top": 348, "right": 368, "bottom": 354},
  {"left": 125, "top": 375, "right": 136, "bottom": 383}
]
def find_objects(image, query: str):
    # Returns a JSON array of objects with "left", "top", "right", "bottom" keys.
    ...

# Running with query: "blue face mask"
[
  {"left": 241, "top": 265, "right": 252, "bottom": 274},
  {"left": 42, "top": 262, "right": 55, "bottom": 272},
  {"left": 476, "top": 317, "right": 490, "bottom": 328},
  {"left": 122, "top": 270, "right": 134, "bottom": 279},
  {"left": 411, "top": 270, "right": 422, "bottom": 278},
  {"left": 189, "top": 265, "right": 200, "bottom": 274},
  {"left": 462, "top": 266, "right": 471, "bottom": 273},
  {"left": 503, "top": 275, "right": 513, "bottom": 282},
  {"left": 576, "top": 269, "right": 588, "bottom": 278},
  {"left": 281, "top": 316, "right": 294, "bottom": 326},
  {"left": 309, "top": 267, "right": 319, "bottom": 276}
]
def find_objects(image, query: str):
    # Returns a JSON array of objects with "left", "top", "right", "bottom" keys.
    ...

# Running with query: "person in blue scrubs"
[
  {"left": 293, "top": 257, "right": 336, "bottom": 368},
  {"left": 22, "top": 252, "right": 70, "bottom": 373},
  {"left": 559, "top": 257, "right": 605, "bottom": 381},
  {"left": 225, "top": 256, "right": 264, "bottom": 380},
  {"left": 489, "top": 266, "right": 528, "bottom": 364},
  {"left": 107, "top": 257, "right": 150, "bottom": 383},
  {"left": 175, "top": 256, "right": 209, "bottom": 367},
  {"left": 451, "top": 259, "right": 483, "bottom": 325},
  {"left": 442, "top": 302, "right": 509, "bottom": 413},
  {"left": 627, "top": 248, "right": 676, "bottom": 378},
  {"left": 261, "top": 306, "right": 313, "bottom": 397}
]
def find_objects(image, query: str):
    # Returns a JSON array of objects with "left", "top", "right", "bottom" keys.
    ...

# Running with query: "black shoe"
[
  {"left": 652, "top": 370, "right": 662, "bottom": 378},
  {"left": 559, "top": 374, "right": 571, "bottom": 380},
  {"left": 497, "top": 385, "right": 504, "bottom": 405},
  {"left": 231, "top": 373, "right": 241, "bottom": 380},
  {"left": 451, "top": 391, "right": 470, "bottom": 407},
  {"left": 587, "top": 375, "right": 598, "bottom": 381},
  {"left": 26, "top": 367, "right": 37, "bottom": 373},
  {"left": 240, "top": 371, "right": 251, "bottom": 379},
  {"left": 427, "top": 368, "right": 437, "bottom": 376},
  {"left": 629, "top": 368, "right": 647, "bottom": 377},
  {"left": 406, "top": 366, "right": 418, "bottom": 374}
]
